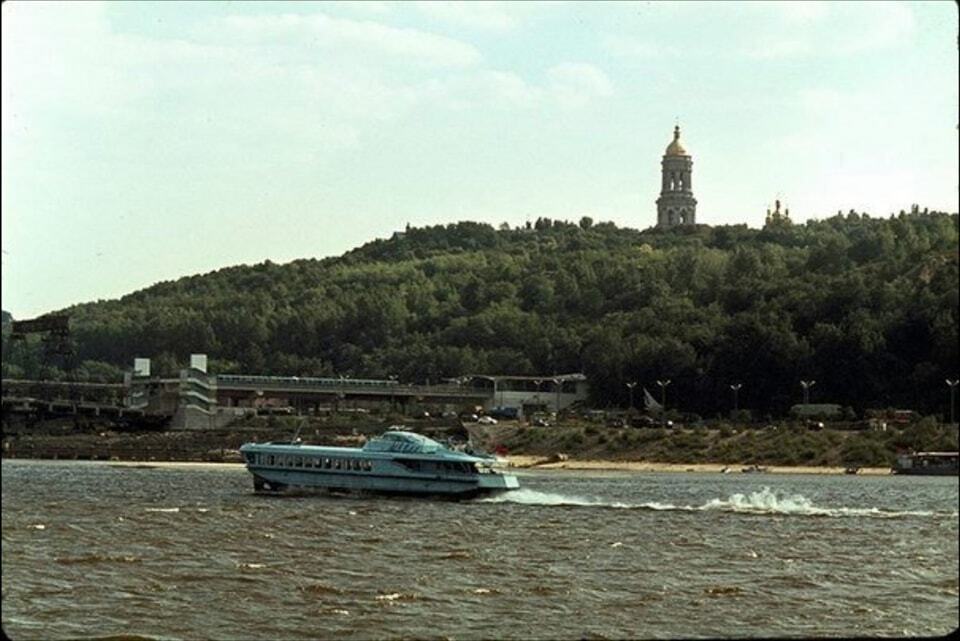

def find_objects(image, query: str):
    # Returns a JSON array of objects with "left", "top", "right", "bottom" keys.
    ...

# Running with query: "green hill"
[{"left": 2, "top": 211, "right": 957, "bottom": 419}]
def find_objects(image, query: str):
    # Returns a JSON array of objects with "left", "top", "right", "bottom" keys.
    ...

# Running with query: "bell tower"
[{"left": 656, "top": 125, "right": 697, "bottom": 228}]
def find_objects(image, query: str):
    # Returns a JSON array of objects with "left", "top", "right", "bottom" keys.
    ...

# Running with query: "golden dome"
[{"left": 665, "top": 125, "right": 688, "bottom": 156}]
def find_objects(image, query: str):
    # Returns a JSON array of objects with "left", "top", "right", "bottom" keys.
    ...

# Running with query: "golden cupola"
[{"left": 664, "top": 125, "right": 688, "bottom": 156}]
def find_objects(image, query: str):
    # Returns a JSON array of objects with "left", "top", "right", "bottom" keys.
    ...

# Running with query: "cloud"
[
  {"left": 547, "top": 63, "right": 613, "bottom": 109},
  {"left": 744, "top": 1, "right": 916, "bottom": 59},
  {"left": 325, "top": 1, "right": 394, "bottom": 17},
  {"left": 601, "top": 34, "right": 670, "bottom": 59},
  {"left": 413, "top": 1, "right": 523, "bottom": 32},
  {"left": 220, "top": 12, "right": 482, "bottom": 68},
  {"left": 474, "top": 70, "right": 543, "bottom": 108},
  {"left": 776, "top": 1, "right": 830, "bottom": 24},
  {"left": 3, "top": 2, "right": 621, "bottom": 195},
  {"left": 448, "top": 62, "right": 613, "bottom": 111}
]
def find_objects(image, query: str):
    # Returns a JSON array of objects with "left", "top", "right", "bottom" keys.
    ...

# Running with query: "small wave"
[
  {"left": 704, "top": 585, "right": 743, "bottom": 597},
  {"left": 375, "top": 592, "right": 419, "bottom": 603},
  {"left": 144, "top": 507, "right": 180, "bottom": 513},
  {"left": 77, "top": 636, "right": 171, "bottom": 641},
  {"left": 481, "top": 486, "right": 947, "bottom": 519},
  {"left": 55, "top": 554, "right": 141, "bottom": 565},
  {"left": 470, "top": 587, "right": 499, "bottom": 595},
  {"left": 300, "top": 583, "right": 342, "bottom": 595}
]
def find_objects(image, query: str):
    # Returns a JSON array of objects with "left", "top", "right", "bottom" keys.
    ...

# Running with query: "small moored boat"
[
  {"left": 239, "top": 429, "right": 520, "bottom": 498},
  {"left": 893, "top": 451, "right": 959, "bottom": 476}
]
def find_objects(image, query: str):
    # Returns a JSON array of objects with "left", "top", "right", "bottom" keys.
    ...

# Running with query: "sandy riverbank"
[
  {"left": 12, "top": 457, "right": 892, "bottom": 476},
  {"left": 104, "top": 460, "right": 245, "bottom": 470},
  {"left": 504, "top": 455, "right": 892, "bottom": 476}
]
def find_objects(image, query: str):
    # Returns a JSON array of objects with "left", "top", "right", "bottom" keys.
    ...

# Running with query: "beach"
[
  {"left": 68, "top": 457, "right": 894, "bottom": 476},
  {"left": 504, "top": 455, "right": 892, "bottom": 475}
]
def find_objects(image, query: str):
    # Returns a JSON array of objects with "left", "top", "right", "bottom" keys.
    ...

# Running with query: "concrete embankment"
[{"left": 1, "top": 416, "right": 462, "bottom": 463}]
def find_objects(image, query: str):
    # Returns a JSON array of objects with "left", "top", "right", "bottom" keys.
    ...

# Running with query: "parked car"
[
  {"left": 532, "top": 417, "right": 550, "bottom": 427},
  {"left": 488, "top": 406, "right": 520, "bottom": 420},
  {"left": 477, "top": 416, "right": 499, "bottom": 425}
]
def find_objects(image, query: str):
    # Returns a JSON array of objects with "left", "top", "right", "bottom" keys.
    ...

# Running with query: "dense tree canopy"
[{"left": 2, "top": 210, "right": 957, "bottom": 419}]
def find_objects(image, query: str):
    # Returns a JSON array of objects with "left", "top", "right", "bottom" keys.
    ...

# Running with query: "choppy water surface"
[{"left": 2, "top": 460, "right": 957, "bottom": 640}]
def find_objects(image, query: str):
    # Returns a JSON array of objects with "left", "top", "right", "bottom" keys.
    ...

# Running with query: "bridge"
[
  {"left": 1, "top": 379, "right": 143, "bottom": 419},
  {"left": 213, "top": 374, "right": 492, "bottom": 409},
  {"left": 3, "top": 369, "right": 586, "bottom": 429},
  {"left": 1, "top": 375, "right": 493, "bottom": 424}
]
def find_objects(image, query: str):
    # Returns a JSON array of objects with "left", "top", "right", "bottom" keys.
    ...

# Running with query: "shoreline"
[
  {"left": 503, "top": 455, "right": 893, "bottom": 476},
  {"left": 4, "top": 455, "right": 891, "bottom": 476}
]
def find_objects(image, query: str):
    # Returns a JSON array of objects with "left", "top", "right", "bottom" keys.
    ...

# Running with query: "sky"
[{"left": 2, "top": 1, "right": 957, "bottom": 320}]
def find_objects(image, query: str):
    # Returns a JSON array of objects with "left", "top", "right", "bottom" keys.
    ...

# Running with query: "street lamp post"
[
  {"left": 656, "top": 379, "right": 671, "bottom": 414},
  {"left": 552, "top": 377, "right": 562, "bottom": 416},
  {"left": 800, "top": 380, "right": 816, "bottom": 405},
  {"left": 626, "top": 381, "right": 638, "bottom": 411},
  {"left": 729, "top": 383, "right": 742, "bottom": 413},
  {"left": 947, "top": 379, "right": 959, "bottom": 425}
]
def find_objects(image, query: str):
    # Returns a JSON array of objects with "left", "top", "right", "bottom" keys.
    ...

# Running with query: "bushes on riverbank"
[
  {"left": 2, "top": 415, "right": 956, "bottom": 468},
  {"left": 499, "top": 422, "right": 959, "bottom": 468}
]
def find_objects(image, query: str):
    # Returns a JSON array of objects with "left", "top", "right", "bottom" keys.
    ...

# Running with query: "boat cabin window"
[
  {"left": 323, "top": 458, "right": 331, "bottom": 469},
  {"left": 363, "top": 460, "right": 372, "bottom": 471},
  {"left": 334, "top": 459, "right": 342, "bottom": 470},
  {"left": 267, "top": 455, "right": 275, "bottom": 465},
  {"left": 396, "top": 459, "right": 422, "bottom": 472}
]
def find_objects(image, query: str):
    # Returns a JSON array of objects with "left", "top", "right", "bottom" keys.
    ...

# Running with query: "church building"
[{"left": 655, "top": 125, "right": 697, "bottom": 228}]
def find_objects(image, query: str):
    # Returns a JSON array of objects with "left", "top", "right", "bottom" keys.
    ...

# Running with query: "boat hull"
[
  {"left": 892, "top": 467, "right": 958, "bottom": 476},
  {"left": 250, "top": 468, "right": 518, "bottom": 499},
  {"left": 893, "top": 452, "right": 959, "bottom": 476},
  {"left": 239, "top": 432, "right": 520, "bottom": 499}
]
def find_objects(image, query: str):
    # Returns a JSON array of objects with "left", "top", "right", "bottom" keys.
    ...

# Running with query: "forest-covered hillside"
[{"left": 2, "top": 211, "right": 957, "bottom": 419}]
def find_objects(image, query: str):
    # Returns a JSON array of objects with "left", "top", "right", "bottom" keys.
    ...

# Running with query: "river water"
[{"left": 2, "top": 460, "right": 957, "bottom": 640}]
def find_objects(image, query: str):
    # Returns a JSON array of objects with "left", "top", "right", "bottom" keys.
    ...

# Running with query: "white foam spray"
[{"left": 480, "top": 486, "right": 947, "bottom": 519}]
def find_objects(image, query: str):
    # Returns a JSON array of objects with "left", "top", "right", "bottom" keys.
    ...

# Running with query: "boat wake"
[
  {"left": 480, "top": 487, "right": 953, "bottom": 519},
  {"left": 479, "top": 489, "right": 635, "bottom": 509}
]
